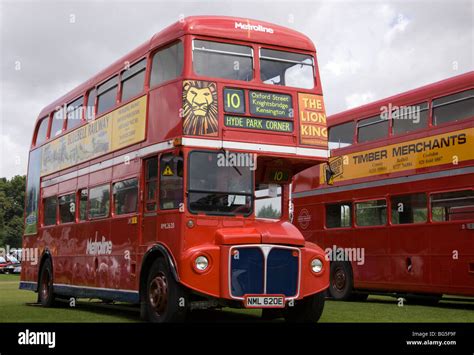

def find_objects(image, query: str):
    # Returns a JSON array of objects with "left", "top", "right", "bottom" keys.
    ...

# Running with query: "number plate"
[{"left": 244, "top": 295, "right": 285, "bottom": 308}]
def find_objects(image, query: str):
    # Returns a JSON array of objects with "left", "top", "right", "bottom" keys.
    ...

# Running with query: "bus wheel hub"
[
  {"left": 149, "top": 273, "right": 168, "bottom": 314},
  {"left": 333, "top": 267, "right": 346, "bottom": 291}
]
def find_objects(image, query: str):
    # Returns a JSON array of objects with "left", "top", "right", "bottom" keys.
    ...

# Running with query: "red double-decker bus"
[
  {"left": 21, "top": 16, "right": 330, "bottom": 322},
  {"left": 292, "top": 72, "right": 474, "bottom": 302}
]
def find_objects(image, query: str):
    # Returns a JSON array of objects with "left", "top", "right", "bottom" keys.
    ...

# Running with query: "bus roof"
[
  {"left": 36, "top": 16, "right": 315, "bottom": 122},
  {"left": 328, "top": 71, "right": 474, "bottom": 127}
]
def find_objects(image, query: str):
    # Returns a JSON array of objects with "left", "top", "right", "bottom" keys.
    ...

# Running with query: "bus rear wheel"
[
  {"left": 38, "top": 258, "right": 55, "bottom": 307},
  {"left": 144, "top": 258, "right": 187, "bottom": 323},
  {"left": 284, "top": 291, "right": 325, "bottom": 323}
]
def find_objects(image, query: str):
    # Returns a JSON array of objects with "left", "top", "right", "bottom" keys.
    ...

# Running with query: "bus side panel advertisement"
[
  {"left": 298, "top": 93, "right": 328, "bottom": 147},
  {"left": 40, "top": 95, "right": 147, "bottom": 177},
  {"left": 182, "top": 80, "right": 218, "bottom": 136},
  {"left": 321, "top": 128, "right": 474, "bottom": 184}
]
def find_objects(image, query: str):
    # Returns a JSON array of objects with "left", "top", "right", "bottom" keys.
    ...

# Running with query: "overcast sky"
[{"left": 0, "top": 0, "right": 472, "bottom": 178}]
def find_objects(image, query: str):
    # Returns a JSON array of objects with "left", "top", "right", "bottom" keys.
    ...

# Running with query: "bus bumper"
[{"left": 177, "top": 241, "right": 329, "bottom": 306}]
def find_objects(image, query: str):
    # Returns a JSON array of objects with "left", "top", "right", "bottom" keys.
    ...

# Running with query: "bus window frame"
[
  {"left": 96, "top": 75, "right": 120, "bottom": 118},
  {"left": 388, "top": 191, "right": 429, "bottom": 227},
  {"left": 58, "top": 191, "right": 77, "bottom": 225},
  {"left": 186, "top": 149, "right": 254, "bottom": 217},
  {"left": 85, "top": 88, "right": 97, "bottom": 121},
  {"left": 65, "top": 95, "right": 85, "bottom": 132},
  {"left": 41, "top": 195, "right": 58, "bottom": 228},
  {"left": 149, "top": 39, "right": 185, "bottom": 89},
  {"left": 430, "top": 88, "right": 474, "bottom": 128},
  {"left": 428, "top": 188, "right": 474, "bottom": 224},
  {"left": 111, "top": 176, "right": 140, "bottom": 218},
  {"left": 88, "top": 183, "right": 111, "bottom": 220},
  {"left": 323, "top": 200, "right": 354, "bottom": 230},
  {"left": 328, "top": 121, "right": 356, "bottom": 150},
  {"left": 119, "top": 57, "right": 148, "bottom": 105},
  {"left": 34, "top": 114, "right": 52, "bottom": 147},
  {"left": 159, "top": 152, "right": 184, "bottom": 212},
  {"left": 354, "top": 197, "right": 389, "bottom": 228},
  {"left": 356, "top": 114, "right": 390, "bottom": 145},
  {"left": 144, "top": 155, "right": 159, "bottom": 213},
  {"left": 190, "top": 35, "right": 257, "bottom": 84},
  {"left": 258, "top": 47, "right": 316, "bottom": 90},
  {"left": 77, "top": 188, "right": 89, "bottom": 222},
  {"left": 50, "top": 107, "right": 67, "bottom": 138},
  {"left": 390, "top": 101, "right": 430, "bottom": 136}
]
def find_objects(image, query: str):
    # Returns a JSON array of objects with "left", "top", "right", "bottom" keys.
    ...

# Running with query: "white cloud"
[
  {"left": 345, "top": 92, "right": 375, "bottom": 109},
  {"left": 384, "top": 13, "right": 410, "bottom": 43},
  {"left": 0, "top": 133, "right": 28, "bottom": 178},
  {"left": 324, "top": 57, "right": 361, "bottom": 77}
]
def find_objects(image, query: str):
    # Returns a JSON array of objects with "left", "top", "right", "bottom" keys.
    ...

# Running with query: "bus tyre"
[
  {"left": 284, "top": 291, "right": 325, "bottom": 323},
  {"left": 328, "top": 261, "right": 354, "bottom": 300},
  {"left": 38, "top": 258, "right": 56, "bottom": 307},
  {"left": 145, "top": 258, "right": 187, "bottom": 323}
]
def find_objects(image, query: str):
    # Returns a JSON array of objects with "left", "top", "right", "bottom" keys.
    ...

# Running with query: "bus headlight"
[
  {"left": 195, "top": 256, "right": 209, "bottom": 271},
  {"left": 311, "top": 258, "right": 323, "bottom": 273}
]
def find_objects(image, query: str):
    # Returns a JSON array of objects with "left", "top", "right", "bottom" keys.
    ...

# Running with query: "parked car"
[
  {"left": 0, "top": 256, "right": 12, "bottom": 274},
  {"left": 4, "top": 255, "right": 21, "bottom": 274}
]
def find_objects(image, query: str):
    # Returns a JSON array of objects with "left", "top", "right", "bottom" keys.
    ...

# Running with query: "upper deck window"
[
  {"left": 433, "top": 89, "right": 474, "bottom": 126},
  {"left": 66, "top": 96, "right": 84, "bottom": 130},
  {"left": 50, "top": 108, "right": 65, "bottom": 137},
  {"left": 357, "top": 114, "right": 389, "bottom": 143},
  {"left": 97, "top": 76, "right": 118, "bottom": 115},
  {"left": 192, "top": 40, "right": 253, "bottom": 81},
  {"left": 35, "top": 116, "right": 49, "bottom": 146},
  {"left": 329, "top": 121, "right": 355, "bottom": 149},
  {"left": 392, "top": 102, "right": 428, "bottom": 135},
  {"left": 85, "top": 89, "right": 96, "bottom": 121},
  {"left": 121, "top": 59, "right": 146, "bottom": 102},
  {"left": 260, "top": 48, "right": 314, "bottom": 89},
  {"left": 151, "top": 42, "right": 184, "bottom": 86}
]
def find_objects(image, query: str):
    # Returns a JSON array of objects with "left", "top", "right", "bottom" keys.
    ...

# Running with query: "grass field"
[{"left": 1, "top": 274, "right": 473, "bottom": 323}]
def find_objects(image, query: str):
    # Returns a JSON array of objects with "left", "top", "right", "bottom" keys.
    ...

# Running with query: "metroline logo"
[
  {"left": 86, "top": 232, "right": 113, "bottom": 256},
  {"left": 235, "top": 21, "right": 274, "bottom": 34}
]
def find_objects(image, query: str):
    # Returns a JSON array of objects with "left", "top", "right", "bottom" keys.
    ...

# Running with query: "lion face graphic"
[{"left": 183, "top": 80, "right": 218, "bottom": 136}]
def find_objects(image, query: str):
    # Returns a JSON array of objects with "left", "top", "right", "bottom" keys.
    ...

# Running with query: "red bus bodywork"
[
  {"left": 292, "top": 72, "right": 474, "bottom": 299},
  {"left": 21, "top": 16, "right": 330, "bottom": 320}
]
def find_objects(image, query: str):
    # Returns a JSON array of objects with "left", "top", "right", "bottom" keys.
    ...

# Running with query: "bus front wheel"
[
  {"left": 329, "top": 261, "right": 354, "bottom": 300},
  {"left": 38, "top": 258, "right": 55, "bottom": 307},
  {"left": 284, "top": 291, "right": 325, "bottom": 322},
  {"left": 144, "top": 258, "right": 187, "bottom": 323}
]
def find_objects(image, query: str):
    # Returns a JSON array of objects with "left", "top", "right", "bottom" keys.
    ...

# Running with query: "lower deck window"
[
  {"left": 355, "top": 199, "right": 387, "bottom": 226},
  {"left": 431, "top": 190, "right": 474, "bottom": 222},
  {"left": 59, "top": 193, "right": 75, "bottom": 223},
  {"left": 391, "top": 193, "right": 427, "bottom": 224},
  {"left": 89, "top": 184, "right": 110, "bottom": 218},
  {"left": 43, "top": 196, "right": 57, "bottom": 226},
  {"left": 113, "top": 178, "right": 138, "bottom": 215},
  {"left": 326, "top": 202, "right": 352, "bottom": 228},
  {"left": 255, "top": 184, "right": 281, "bottom": 219}
]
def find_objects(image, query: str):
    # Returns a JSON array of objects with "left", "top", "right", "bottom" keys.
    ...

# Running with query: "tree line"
[{"left": 0, "top": 175, "right": 25, "bottom": 248}]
